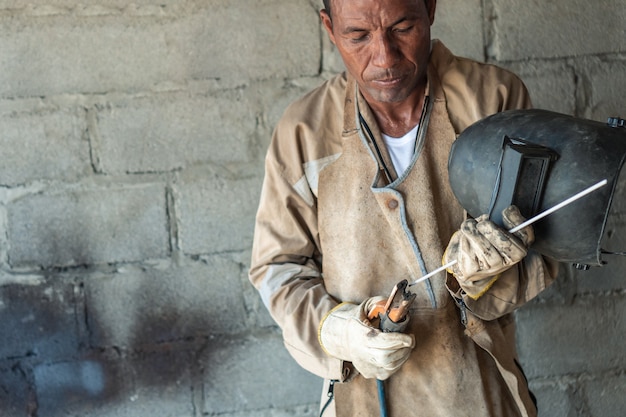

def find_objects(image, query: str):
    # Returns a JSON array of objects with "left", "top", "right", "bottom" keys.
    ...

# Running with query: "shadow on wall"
[{"left": 0, "top": 262, "right": 261, "bottom": 417}]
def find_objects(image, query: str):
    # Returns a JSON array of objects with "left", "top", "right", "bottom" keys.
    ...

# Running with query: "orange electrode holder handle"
[{"left": 368, "top": 279, "right": 416, "bottom": 332}]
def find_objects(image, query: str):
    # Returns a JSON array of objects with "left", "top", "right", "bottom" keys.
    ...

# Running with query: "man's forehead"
[{"left": 331, "top": 0, "right": 424, "bottom": 24}]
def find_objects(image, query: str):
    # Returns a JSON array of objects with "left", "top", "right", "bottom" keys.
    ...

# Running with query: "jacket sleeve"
[{"left": 249, "top": 124, "right": 347, "bottom": 381}]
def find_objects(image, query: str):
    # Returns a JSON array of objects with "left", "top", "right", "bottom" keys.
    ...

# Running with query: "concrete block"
[
  {"left": 34, "top": 359, "right": 113, "bottom": 415},
  {"left": 529, "top": 381, "right": 575, "bottom": 417},
  {"left": 432, "top": 0, "right": 484, "bottom": 61},
  {"left": 489, "top": 0, "right": 626, "bottom": 61},
  {"left": 85, "top": 257, "right": 247, "bottom": 349},
  {"left": 34, "top": 352, "right": 194, "bottom": 417},
  {"left": 202, "top": 333, "right": 321, "bottom": 414},
  {"left": 257, "top": 78, "right": 325, "bottom": 144},
  {"left": 0, "top": 1, "right": 320, "bottom": 97},
  {"left": 275, "top": 407, "right": 320, "bottom": 417},
  {"left": 177, "top": 1, "right": 320, "bottom": 83},
  {"left": 209, "top": 405, "right": 318, "bottom": 417},
  {"left": 6, "top": 185, "right": 168, "bottom": 268},
  {"left": 0, "top": 281, "right": 79, "bottom": 360},
  {"left": 0, "top": 362, "right": 32, "bottom": 416},
  {"left": 95, "top": 92, "right": 256, "bottom": 174},
  {"left": 576, "top": 257, "right": 626, "bottom": 293},
  {"left": 111, "top": 351, "right": 195, "bottom": 417},
  {"left": 0, "top": 109, "right": 91, "bottom": 186},
  {"left": 0, "top": 16, "right": 183, "bottom": 97},
  {"left": 0, "top": 1, "right": 180, "bottom": 8},
  {"left": 512, "top": 62, "right": 577, "bottom": 114},
  {"left": 584, "top": 373, "right": 626, "bottom": 417},
  {"left": 176, "top": 174, "right": 263, "bottom": 254},
  {"left": 589, "top": 59, "right": 626, "bottom": 122},
  {"left": 516, "top": 294, "right": 626, "bottom": 379}
]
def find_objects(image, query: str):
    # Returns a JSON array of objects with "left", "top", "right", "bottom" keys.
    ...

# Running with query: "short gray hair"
[
  {"left": 324, "top": 0, "right": 431, "bottom": 20},
  {"left": 322, "top": 0, "right": 331, "bottom": 17}
]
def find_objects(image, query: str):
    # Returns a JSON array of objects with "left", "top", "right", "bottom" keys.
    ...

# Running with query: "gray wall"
[{"left": 0, "top": 0, "right": 624, "bottom": 416}]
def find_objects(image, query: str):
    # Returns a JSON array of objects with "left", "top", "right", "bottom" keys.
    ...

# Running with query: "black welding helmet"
[{"left": 448, "top": 109, "right": 626, "bottom": 267}]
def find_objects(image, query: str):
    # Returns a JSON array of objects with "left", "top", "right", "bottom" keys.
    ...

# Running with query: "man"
[{"left": 249, "top": 0, "right": 558, "bottom": 416}]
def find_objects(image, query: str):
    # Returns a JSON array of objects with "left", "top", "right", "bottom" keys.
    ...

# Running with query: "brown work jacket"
[{"left": 249, "top": 40, "right": 558, "bottom": 417}]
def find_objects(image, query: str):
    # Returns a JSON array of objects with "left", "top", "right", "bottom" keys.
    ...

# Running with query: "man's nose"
[{"left": 371, "top": 33, "right": 399, "bottom": 68}]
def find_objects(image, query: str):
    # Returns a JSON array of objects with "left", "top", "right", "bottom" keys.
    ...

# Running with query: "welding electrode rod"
[{"left": 408, "top": 179, "right": 609, "bottom": 287}]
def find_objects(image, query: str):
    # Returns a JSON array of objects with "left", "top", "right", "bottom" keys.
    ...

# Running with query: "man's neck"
[{"left": 366, "top": 85, "right": 427, "bottom": 138}]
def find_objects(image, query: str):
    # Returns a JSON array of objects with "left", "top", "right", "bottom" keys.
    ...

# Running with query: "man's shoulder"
[
  {"left": 281, "top": 73, "right": 348, "bottom": 123},
  {"left": 268, "top": 73, "right": 347, "bottom": 177},
  {"left": 432, "top": 40, "right": 525, "bottom": 90},
  {"left": 272, "top": 72, "right": 347, "bottom": 148},
  {"left": 430, "top": 40, "right": 531, "bottom": 132}
]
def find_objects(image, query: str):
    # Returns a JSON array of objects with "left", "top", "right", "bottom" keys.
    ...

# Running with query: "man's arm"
[{"left": 249, "top": 142, "right": 347, "bottom": 380}]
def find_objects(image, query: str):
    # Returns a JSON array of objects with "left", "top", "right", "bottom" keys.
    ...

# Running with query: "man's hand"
[
  {"left": 319, "top": 297, "right": 415, "bottom": 380},
  {"left": 443, "top": 205, "right": 534, "bottom": 299}
]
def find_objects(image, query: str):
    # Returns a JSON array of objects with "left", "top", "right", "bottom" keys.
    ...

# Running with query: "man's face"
[{"left": 322, "top": 0, "right": 436, "bottom": 105}]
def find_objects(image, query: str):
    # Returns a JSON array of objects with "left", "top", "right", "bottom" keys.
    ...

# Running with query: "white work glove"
[
  {"left": 443, "top": 205, "right": 534, "bottom": 299},
  {"left": 318, "top": 297, "right": 415, "bottom": 380}
]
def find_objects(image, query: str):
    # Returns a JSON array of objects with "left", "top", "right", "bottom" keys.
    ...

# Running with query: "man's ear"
[
  {"left": 320, "top": 9, "right": 336, "bottom": 45},
  {"left": 426, "top": 0, "right": 437, "bottom": 25}
]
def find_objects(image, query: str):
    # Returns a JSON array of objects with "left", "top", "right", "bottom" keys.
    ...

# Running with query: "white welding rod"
[{"left": 409, "top": 178, "right": 608, "bottom": 287}]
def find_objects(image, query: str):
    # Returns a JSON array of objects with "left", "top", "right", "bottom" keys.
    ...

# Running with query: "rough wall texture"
[{"left": 0, "top": 1, "right": 623, "bottom": 416}]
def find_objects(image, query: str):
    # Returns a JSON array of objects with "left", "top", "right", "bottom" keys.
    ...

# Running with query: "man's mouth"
[{"left": 372, "top": 77, "right": 402, "bottom": 87}]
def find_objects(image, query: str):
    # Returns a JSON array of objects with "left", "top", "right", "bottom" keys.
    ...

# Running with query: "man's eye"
[
  {"left": 395, "top": 26, "right": 413, "bottom": 33},
  {"left": 350, "top": 33, "right": 368, "bottom": 43}
]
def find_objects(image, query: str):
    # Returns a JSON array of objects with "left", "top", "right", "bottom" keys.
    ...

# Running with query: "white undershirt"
[{"left": 382, "top": 124, "right": 419, "bottom": 175}]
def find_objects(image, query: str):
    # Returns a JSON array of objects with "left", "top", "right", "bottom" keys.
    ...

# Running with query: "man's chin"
[{"left": 364, "top": 88, "right": 411, "bottom": 104}]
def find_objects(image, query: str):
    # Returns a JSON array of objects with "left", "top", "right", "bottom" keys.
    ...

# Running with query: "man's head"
[{"left": 321, "top": 0, "right": 436, "bottom": 105}]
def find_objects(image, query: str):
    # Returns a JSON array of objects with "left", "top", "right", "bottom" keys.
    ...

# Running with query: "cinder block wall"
[{"left": 0, "top": 1, "right": 623, "bottom": 416}]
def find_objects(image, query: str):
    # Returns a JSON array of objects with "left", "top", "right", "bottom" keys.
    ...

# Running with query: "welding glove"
[
  {"left": 443, "top": 205, "right": 534, "bottom": 299},
  {"left": 319, "top": 297, "right": 415, "bottom": 380}
]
